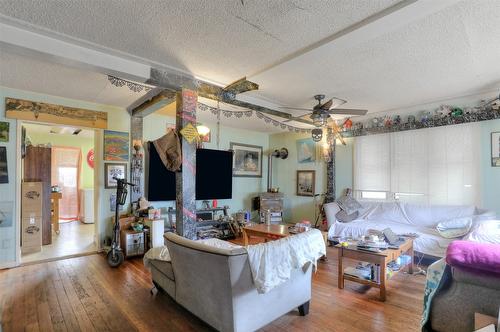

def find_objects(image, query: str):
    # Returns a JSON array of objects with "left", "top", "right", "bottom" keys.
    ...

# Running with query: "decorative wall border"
[
  {"left": 197, "top": 102, "right": 312, "bottom": 133},
  {"left": 340, "top": 102, "right": 500, "bottom": 138}
]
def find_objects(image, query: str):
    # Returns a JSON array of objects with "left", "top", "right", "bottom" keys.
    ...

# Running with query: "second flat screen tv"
[
  {"left": 196, "top": 148, "right": 233, "bottom": 200},
  {"left": 147, "top": 143, "right": 233, "bottom": 201}
]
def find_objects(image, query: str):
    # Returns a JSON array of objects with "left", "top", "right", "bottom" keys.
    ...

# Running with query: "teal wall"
[
  {"left": 0, "top": 88, "right": 18, "bottom": 267},
  {"left": 0, "top": 86, "right": 130, "bottom": 266},
  {"left": 143, "top": 113, "right": 269, "bottom": 219},
  {"left": 268, "top": 132, "right": 353, "bottom": 223},
  {"left": 480, "top": 119, "right": 500, "bottom": 217}
]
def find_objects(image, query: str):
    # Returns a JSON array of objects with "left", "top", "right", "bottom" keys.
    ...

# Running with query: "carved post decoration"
[
  {"left": 325, "top": 127, "right": 336, "bottom": 203},
  {"left": 175, "top": 89, "right": 198, "bottom": 239},
  {"left": 130, "top": 116, "right": 144, "bottom": 203}
]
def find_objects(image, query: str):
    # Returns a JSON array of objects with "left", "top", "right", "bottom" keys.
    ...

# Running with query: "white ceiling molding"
[{"left": 0, "top": 19, "right": 151, "bottom": 82}]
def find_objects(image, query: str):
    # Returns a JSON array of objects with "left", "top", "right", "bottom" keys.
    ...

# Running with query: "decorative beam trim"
[
  {"left": 129, "top": 89, "right": 176, "bottom": 117},
  {"left": 5, "top": 97, "right": 107, "bottom": 129}
]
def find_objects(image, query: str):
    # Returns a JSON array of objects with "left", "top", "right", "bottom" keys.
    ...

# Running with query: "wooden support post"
[
  {"left": 175, "top": 89, "right": 198, "bottom": 239},
  {"left": 130, "top": 115, "right": 144, "bottom": 203},
  {"left": 325, "top": 127, "right": 336, "bottom": 203}
]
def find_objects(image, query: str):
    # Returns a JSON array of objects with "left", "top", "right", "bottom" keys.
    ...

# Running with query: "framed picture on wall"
[
  {"left": 296, "top": 170, "right": 315, "bottom": 196},
  {"left": 296, "top": 138, "right": 316, "bottom": 163},
  {"left": 103, "top": 130, "right": 129, "bottom": 162},
  {"left": 0, "top": 147, "right": 8, "bottom": 184},
  {"left": 105, "top": 163, "right": 127, "bottom": 188},
  {"left": 492, "top": 132, "right": 500, "bottom": 167},
  {"left": 230, "top": 142, "right": 262, "bottom": 177},
  {"left": 0, "top": 122, "right": 9, "bottom": 142}
]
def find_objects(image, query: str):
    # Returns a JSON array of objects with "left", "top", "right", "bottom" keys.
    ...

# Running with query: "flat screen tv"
[
  {"left": 147, "top": 144, "right": 233, "bottom": 201},
  {"left": 196, "top": 148, "right": 233, "bottom": 200}
]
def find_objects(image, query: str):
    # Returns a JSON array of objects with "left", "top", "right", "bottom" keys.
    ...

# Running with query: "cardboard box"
[
  {"left": 21, "top": 182, "right": 43, "bottom": 214},
  {"left": 21, "top": 216, "right": 42, "bottom": 250}
]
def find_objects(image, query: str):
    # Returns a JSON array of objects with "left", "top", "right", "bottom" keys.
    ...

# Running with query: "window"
[{"left": 353, "top": 122, "right": 481, "bottom": 206}]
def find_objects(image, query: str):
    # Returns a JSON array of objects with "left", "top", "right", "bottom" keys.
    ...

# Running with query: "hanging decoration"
[
  {"left": 197, "top": 102, "right": 312, "bottom": 133},
  {"left": 107, "top": 75, "right": 153, "bottom": 93}
]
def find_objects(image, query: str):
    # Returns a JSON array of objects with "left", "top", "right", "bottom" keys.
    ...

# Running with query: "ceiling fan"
[
  {"left": 280, "top": 94, "right": 368, "bottom": 127},
  {"left": 280, "top": 94, "right": 368, "bottom": 143}
]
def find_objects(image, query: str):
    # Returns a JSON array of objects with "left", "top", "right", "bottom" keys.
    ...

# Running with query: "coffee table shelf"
[{"left": 336, "top": 238, "right": 414, "bottom": 301}]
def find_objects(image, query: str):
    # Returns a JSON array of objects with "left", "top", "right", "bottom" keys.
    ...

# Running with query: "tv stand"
[{"left": 167, "top": 206, "right": 234, "bottom": 240}]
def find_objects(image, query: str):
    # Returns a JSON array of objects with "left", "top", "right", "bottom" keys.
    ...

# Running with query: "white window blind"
[
  {"left": 353, "top": 134, "right": 391, "bottom": 192},
  {"left": 353, "top": 122, "right": 481, "bottom": 206}
]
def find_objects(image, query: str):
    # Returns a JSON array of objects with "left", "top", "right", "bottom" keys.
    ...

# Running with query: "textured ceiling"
[
  {"left": 0, "top": 0, "right": 499, "bottom": 126},
  {"left": 0, "top": 50, "right": 147, "bottom": 108},
  {"left": 0, "top": 50, "right": 294, "bottom": 133},
  {"left": 0, "top": 0, "right": 401, "bottom": 84},
  {"left": 251, "top": 0, "right": 500, "bottom": 111}
]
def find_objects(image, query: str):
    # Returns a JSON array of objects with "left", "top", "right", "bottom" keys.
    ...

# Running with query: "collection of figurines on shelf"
[{"left": 340, "top": 99, "right": 500, "bottom": 137}]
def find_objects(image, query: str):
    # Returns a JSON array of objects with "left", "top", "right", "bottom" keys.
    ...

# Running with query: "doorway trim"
[{"left": 15, "top": 120, "right": 102, "bottom": 266}]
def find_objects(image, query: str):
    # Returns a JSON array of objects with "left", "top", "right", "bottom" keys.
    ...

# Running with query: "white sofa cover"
[{"left": 325, "top": 201, "right": 495, "bottom": 257}]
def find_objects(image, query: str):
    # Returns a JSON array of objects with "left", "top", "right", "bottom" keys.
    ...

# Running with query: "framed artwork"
[
  {"left": 104, "top": 130, "right": 129, "bottom": 161},
  {"left": 296, "top": 138, "right": 316, "bottom": 163},
  {"left": 0, "top": 201, "right": 13, "bottom": 228},
  {"left": 296, "top": 170, "right": 315, "bottom": 196},
  {"left": 105, "top": 163, "right": 127, "bottom": 189},
  {"left": 230, "top": 142, "right": 262, "bottom": 177},
  {"left": 109, "top": 194, "right": 124, "bottom": 212},
  {"left": 492, "top": 132, "right": 500, "bottom": 167},
  {"left": 0, "top": 122, "right": 9, "bottom": 142},
  {"left": 0, "top": 147, "right": 8, "bottom": 184}
]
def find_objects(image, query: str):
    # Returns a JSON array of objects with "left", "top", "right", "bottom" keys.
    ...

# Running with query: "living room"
[{"left": 0, "top": 1, "right": 499, "bottom": 332}]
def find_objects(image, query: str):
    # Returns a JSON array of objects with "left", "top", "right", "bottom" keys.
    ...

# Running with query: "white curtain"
[{"left": 353, "top": 122, "right": 481, "bottom": 206}]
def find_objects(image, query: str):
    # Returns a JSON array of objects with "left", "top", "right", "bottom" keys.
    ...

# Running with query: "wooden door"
[{"left": 24, "top": 146, "right": 52, "bottom": 245}]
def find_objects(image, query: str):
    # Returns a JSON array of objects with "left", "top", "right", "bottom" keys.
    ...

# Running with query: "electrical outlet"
[{"left": 2, "top": 239, "right": 11, "bottom": 249}]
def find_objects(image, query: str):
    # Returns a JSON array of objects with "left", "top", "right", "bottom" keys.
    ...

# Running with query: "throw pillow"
[
  {"left": 335, "top": 210, "right": 359, "bottom": 223},
  {"left": 336, "top": 195, "right": 362, "bottom": 215},
  {"left": 436, "top": 217, "right": 473, "bottom": 239}
]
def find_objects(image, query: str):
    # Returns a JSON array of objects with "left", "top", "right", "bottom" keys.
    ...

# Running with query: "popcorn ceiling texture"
[
  {"left": 0, "top": 0, "right": 499, "bottom": 120},
  {"left": 0, "top": 0, "right": 400, "bottom": 84}
]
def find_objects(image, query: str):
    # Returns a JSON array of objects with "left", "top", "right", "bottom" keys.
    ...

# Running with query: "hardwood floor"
[{"left": 0, "top": 246, "right": 426, "bottom": 332}]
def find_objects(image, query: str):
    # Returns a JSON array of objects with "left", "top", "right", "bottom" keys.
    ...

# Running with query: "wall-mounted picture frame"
[
  {"left": 0, "top": 122, "right": 9, "bottom": 142},
  {"left": 105, "top": 163, "right": 127, "bottom": 189},
  {"left": 230, "top": 142, "right": 262, "bottom": 178},
  {"left": 296, "top": 170, "right": 315, "bottom": 196},
  {"left": 0, "top": 147, "right": 8, "bottom": 184},
  {"left": 104, "top": 130, "right": 129, "bottom": 162},
  {"left": 296, "top": 138, "right": 316, "bottom": 163},
  {"left": 0, "top": 201, "right": 13, "bottom": 228},
  {"left": 492, "top": 132, "right": 500, "bottom": 167}
]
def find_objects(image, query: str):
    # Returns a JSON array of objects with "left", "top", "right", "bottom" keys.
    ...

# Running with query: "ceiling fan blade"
[
  {"left": 223, "top": 77, "right": 259, "bottom": 95},
  {"left": 318, "top": 99, "right": 333, "bottom": 110},
  {"left": 328, "top": 108, "right": 368, "bottom": 116},
  {"left": 330, "top": 97, "right": 347, "bottom": 108},
  {"left": 278, "top": 106, "right": 313, "bottom": 111}
]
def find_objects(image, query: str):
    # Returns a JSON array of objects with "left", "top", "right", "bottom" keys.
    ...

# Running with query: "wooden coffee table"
[
  {"left": 336, "top": 238, "right": 414, "bottom": 301},
  {"left": 242, "top": 224, "right": 289, "bottom": 246}
]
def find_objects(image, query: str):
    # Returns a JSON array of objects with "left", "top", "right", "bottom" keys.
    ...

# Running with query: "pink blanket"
[{"left": 446, "top": 240, "right": 500, "bottom": 276}]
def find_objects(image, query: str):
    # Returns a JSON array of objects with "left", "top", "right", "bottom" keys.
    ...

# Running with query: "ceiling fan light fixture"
[{"left": 311, "top": 111, "right": 329, "bottom": 127}]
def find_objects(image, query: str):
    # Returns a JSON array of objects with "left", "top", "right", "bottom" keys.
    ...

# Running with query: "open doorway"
[{"left": 21, "top": 122, "right": 97, "bottom": 263}]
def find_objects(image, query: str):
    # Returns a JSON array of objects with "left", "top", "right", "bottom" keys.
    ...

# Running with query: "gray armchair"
[
  {"left": 149, "top": 233, "right": 312, "bottom": 332},
  {"left": 425, "top": 265, "right": 500, "bottom": 332}
]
